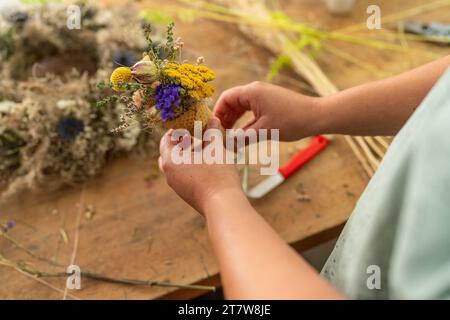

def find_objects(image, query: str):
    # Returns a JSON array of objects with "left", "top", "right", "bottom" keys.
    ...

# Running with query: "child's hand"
[
  {"left": 158, "top": 118, "right": 243, "bottom": 215},
  {"left": 213, "top": 81, "right": 324, "bottom": 141}
]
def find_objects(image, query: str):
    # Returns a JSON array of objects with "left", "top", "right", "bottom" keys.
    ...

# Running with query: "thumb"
[
  {"left": 236, "top": 117, "right": 265, "bottom": 148},
  {"left": 159, "top": 129, "right": 175, "bottom": 156},
  {"left": 204, "top": 117, "right": 226, "bottom": 149},
  {"left": 207, "top": 116, "right": 222, "bottom": 130}
]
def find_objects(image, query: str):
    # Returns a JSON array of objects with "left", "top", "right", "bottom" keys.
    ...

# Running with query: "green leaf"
[
  {"left": 21, "top": 0, "right": 63, "bottom": 4},
  {"left": 266, "top": 54, "right": 292, "bottom": 82},
  {"left": 140, "top": 9, "right": 173, "bottom": 25}
]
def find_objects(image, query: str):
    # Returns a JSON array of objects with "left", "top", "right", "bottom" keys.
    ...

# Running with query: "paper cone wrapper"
[{"left": 164, "top": 100, "right": 212, "bottom": 135}]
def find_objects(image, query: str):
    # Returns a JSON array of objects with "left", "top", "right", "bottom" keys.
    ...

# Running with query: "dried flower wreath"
[{"left": 0, "top": 2, "right": 163, "bottom": 200}]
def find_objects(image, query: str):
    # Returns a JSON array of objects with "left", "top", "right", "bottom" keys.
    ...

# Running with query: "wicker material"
[{"left": 164, "top": 100, "right": 212, "bottom": 135}]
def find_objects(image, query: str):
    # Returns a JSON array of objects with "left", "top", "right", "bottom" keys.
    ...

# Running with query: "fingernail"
[{"left": 208, "top": 117, "right": 220, "bottom": 129}]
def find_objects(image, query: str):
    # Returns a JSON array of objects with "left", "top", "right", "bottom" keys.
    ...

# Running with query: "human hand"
[
  {"left": 158, "top": 118, "right": 243, "bottom": 215},
  {"left": 213, "top": 81, "right": 324, "bottom": 142}
]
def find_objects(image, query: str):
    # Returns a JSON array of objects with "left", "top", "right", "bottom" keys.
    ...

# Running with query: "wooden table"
[{"left": 0, "top": 0, "right": 448, "bottom": 299}]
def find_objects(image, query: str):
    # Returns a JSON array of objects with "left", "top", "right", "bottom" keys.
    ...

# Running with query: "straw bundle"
[{"left": 207, "top": 0, "right": 393, "bottom": 177}]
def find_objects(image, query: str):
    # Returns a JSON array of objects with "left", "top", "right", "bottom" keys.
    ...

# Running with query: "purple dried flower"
[
  {"left": 1, "top": 219, "right": 15, "bottom": 233},
  {"left": 155, "top": 84, "right": 182, "bottom": 121},
  {"left": 7, "top": 220, "right": 15, "bottom": 229}
]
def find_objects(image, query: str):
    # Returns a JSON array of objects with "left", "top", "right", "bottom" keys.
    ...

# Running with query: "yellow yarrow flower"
[
  {"left": 164, "top": 63, "right": 215, "bottom": 100},
  {"left": 110, "top": 67, "right": 132, "bottom": 92}
]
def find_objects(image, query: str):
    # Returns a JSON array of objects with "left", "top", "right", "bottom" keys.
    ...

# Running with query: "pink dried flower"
[
  {"left": 132, "top": 91, "right": 143, "bottom": 109},
  {"left": 151, "top": 81, "right": 161, "bottom": 89}
]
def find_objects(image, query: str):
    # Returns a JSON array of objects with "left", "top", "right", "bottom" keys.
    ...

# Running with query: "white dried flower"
[
  {"left": 196, "top": 56, "right": 205, "bottom": 65},
  {"left": 0, "top": 101, "right": 17, "bottom": 113},
  {"left": 56, "top": 99, "right": 76, "bottom": 110}
]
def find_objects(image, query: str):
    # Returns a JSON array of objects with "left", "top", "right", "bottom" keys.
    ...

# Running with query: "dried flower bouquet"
[{"left": 98, "top": 23, "right": 216, "bottom": 135}]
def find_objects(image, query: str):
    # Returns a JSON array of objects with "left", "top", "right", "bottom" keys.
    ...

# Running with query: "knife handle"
[{"left": 278, "top": 135, "right": 329, "bottom": 179}]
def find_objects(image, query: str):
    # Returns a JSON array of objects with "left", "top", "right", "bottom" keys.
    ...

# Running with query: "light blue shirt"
[{"left": 321, "top": 67, "right": 450, "bottom": 299}]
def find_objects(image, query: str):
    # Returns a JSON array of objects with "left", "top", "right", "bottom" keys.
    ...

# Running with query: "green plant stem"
[
  {"left": 0, "top": 254, "right": 215, "bottom": 292},
  {"left": 0, "top": 230, "right": 64, "bottom": 267}
]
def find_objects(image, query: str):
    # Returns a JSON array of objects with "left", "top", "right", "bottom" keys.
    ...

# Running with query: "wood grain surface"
[{"left": 0, "top": 0, "right": 448, "bottom": 299}]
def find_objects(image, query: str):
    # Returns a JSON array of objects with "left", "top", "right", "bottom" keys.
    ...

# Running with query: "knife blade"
[{"left": 246, "top": 135, "right": 329, "bottom": 199}]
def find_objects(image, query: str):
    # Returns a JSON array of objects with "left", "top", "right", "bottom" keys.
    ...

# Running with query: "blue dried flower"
[
  {"left": 57, "top": 117, "right": 84, "bottom": 141},
  {"left": 7, "top": 11, "right": 28, "bottom": 26},
  {"left": 155, "top": 84, "right": 182, "bottom": 122},
  {"left": 113, "top": 50, "right": 137, "bottom": 68},
  {"left": 151, "top": 42, "right": 167, "bottom": 59}
]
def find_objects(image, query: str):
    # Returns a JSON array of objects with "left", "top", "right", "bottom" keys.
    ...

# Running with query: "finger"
[
  {"left": 213, "top": 87, "right": 248, "bottom": 128},
  {"left": 206, "top": 116, "right": 222, "bottom": 130},
  {"left": 159, "top": 129, "right": 175, "bottom": 156},
  {"left": 180, "top": 132, "right": 193, "bottom": 150},
  {"left": 226, "top": 118, "right": 265, "bottom": 153},
  {"left": 213, "top": 86, "right": 251, "bottom": 129},
  {"left": 203, "top": 117, "right": 224, "bottom": 149},
  {"left": 241, "top": 115, "right": 257, "bottom": 131},
  {"left": 158, "top": 156, "right": 165, "bottom": 175}
]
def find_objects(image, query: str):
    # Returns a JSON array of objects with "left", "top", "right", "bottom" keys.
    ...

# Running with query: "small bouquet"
[{"left": 98, "top": 23, "right": 216, "bottom": 135}]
